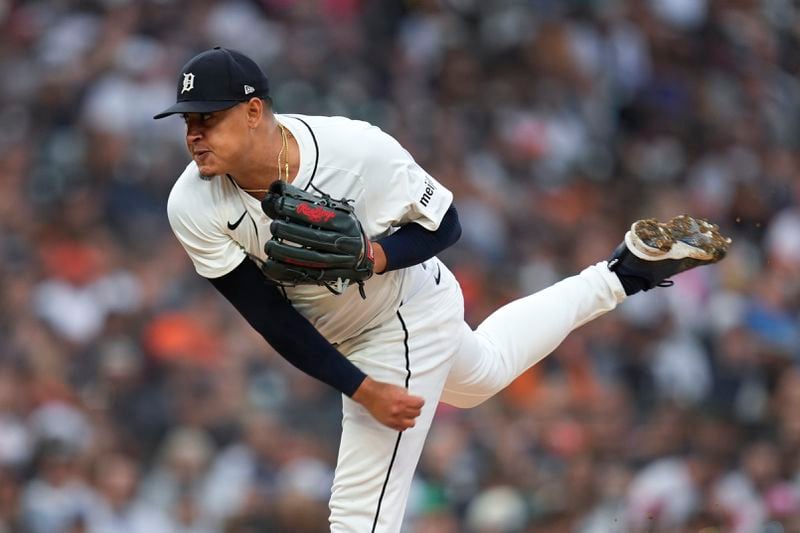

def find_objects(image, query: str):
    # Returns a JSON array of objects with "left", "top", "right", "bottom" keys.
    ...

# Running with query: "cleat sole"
[{"left": 626, "top": 215, "right": 731, "bottom": 263}]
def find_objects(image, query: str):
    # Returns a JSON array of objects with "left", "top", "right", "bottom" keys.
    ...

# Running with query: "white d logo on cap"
[{"left": 181, "top": 73, "right": 195, "bottom": 94}]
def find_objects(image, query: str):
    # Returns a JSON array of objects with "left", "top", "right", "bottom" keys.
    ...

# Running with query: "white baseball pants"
[{"left": 329, "top": 259, "right": 626, "bottom": 532}]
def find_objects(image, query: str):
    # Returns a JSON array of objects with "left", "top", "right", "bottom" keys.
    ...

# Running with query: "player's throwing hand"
[{"left": 352, "top": 377, "right": 425, "bottom": 431}]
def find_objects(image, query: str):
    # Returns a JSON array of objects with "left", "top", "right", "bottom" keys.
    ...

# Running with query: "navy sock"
[{"left": 613, "top": 271, "right": 649, "bottom": 296}]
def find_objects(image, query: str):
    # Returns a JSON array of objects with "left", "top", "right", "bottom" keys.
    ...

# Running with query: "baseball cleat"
[{"left": 607, "top": 215, "right": 731, "bottom": 293}]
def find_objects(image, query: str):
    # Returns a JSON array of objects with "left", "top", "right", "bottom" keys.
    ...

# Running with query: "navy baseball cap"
[{"left": 153, "top": 47, "right": 270, "bottom": 119}]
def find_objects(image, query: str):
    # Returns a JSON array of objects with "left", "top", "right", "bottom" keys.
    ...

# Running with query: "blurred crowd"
[{"left": 1, "top": 0, "right": 799, "bottom": 531}]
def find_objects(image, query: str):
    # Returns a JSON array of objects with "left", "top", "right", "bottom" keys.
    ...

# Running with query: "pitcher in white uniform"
[{"left": 155, "top": 47, "right": 730, "bottom": 532}]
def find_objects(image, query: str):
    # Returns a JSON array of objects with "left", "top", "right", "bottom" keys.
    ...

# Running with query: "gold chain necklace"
[
  {"left": 278, "top": 122, "right": 289, "bottom": 182},
  {"left": 242, "top": 123, "right": 290, "bottom": 194}
]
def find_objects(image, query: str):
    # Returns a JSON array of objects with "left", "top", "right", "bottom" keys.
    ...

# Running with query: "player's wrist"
[
  {"left": 372, "top": 242, "right": 387, "bottom": 274},
  {"left": 351, "top": 376, "right": 378, "bottom": 405},
  {"left": 350, "top": 376, "right": 380, "bottom": 410}
]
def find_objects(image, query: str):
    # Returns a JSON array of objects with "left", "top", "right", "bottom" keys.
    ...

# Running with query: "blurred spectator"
[
  {"left": 625, "top": 451, "right": 723, "bottom": 531},
  {"left": 21, "top": 440, "right": 94, "bottom": 533},
  {"left": 201, "top": 411, "right": 288, "bottom": 524},
  {"left": 85, "top": 452, "right": 172, "bottom": 533},
  {"left": 0, "top": 365, "right": 32, "bottom": 469},
  {"left": 464, "top": 485, "right": 528, "bottom": 533},
  {"left": 139, "top": 427, "right": 215, "bottom": 521},
  {"left": 0, "top": 468, "right": 23, "bottom": 533}
]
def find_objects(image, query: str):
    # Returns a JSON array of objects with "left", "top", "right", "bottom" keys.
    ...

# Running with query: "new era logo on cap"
[{"left": 153, "top": 47, "right": 270, "bottom": 119}]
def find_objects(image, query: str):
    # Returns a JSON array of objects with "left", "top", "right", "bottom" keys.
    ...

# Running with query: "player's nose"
[
  {"left": 186, "top": 126, "right": 203, "bottom": 145},
  {"left": 185, "top": 118, "right": 205, "bottom": 140}
]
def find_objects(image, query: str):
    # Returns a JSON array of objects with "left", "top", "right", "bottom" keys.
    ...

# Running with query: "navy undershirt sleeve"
[
  {"left": 208, "top": 257, "right": 367, "bottom": 397},
  {"left": 377, "top": 204, "right": 461, "bottom": 272}
]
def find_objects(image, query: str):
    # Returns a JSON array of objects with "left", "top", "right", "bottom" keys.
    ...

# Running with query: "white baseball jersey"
[{"left": 167, "top": 114, "right": 453, "bottom": 345}]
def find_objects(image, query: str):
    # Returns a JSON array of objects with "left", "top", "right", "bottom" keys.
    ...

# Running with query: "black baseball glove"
[{"left": 260, "top": 180, "right": 374, "bottom": 298}]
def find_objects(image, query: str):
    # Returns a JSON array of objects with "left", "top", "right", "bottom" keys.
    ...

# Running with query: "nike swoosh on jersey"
[
  {"left": 227, "top": 211, "right": 247, "bottom": 230},
  {"left": 434, "top": 264, "right": 441, "bottom": 285}
]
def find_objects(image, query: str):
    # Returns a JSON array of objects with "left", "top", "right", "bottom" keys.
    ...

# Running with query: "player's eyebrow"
[{"left": 181, "top": 112, "right": 216, "bottom": 121}]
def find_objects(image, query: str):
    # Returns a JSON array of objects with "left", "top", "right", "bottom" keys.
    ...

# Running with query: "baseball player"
[{"left": 155, "top": 47, "right": 730, "bottom": 532}]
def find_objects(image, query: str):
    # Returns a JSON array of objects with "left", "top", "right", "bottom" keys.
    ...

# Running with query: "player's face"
[{"left": 183, "top": 105, "right": 249, "bottom": 177}]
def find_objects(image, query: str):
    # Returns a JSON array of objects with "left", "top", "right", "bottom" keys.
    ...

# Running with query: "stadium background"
[{"left": 1, "top": 0, "right": 799, "bottom": 531}]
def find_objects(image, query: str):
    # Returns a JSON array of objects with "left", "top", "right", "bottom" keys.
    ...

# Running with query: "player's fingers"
[
  {"left": 403, "top": 405, "right": 422, "bottom": 418},
  {"left": 404, "top": 394, "right": 425, "bottom": 409},
  {"left": 385, "top": 407, "right": 419, "bottom": 429},
  {"left": 387, "top": 418, "right": 407, "bottom": 431},
  {"left": 397, "top": 417, "right": 416, "bottom": 431}
]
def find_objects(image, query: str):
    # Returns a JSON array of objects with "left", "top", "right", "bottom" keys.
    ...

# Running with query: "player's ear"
[{"left": 244, "top": 97, "right": 264, "bottom": 128}]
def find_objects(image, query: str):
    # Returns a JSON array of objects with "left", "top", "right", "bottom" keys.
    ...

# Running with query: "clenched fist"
[{"left": 352, "top": 377, "right": 425, "bottom": 431}]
